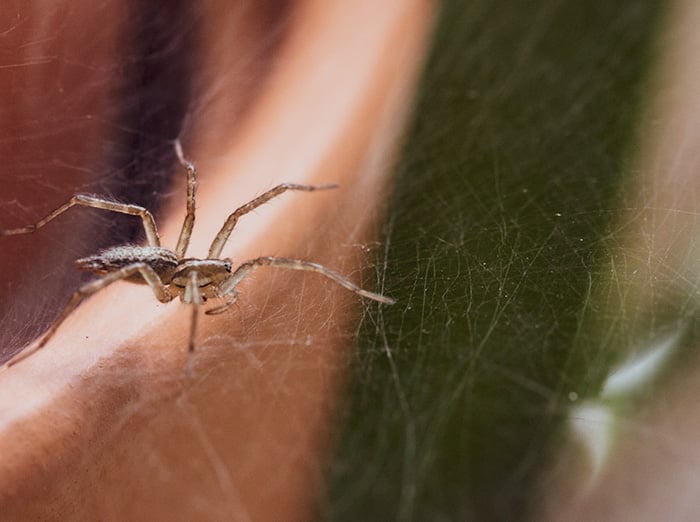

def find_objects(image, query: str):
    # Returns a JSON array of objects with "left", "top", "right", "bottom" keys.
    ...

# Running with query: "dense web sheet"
[
  {"left": 4, "top": 1, "right": 697, "bottom": 521},
  {"left": 0, "top": 2, "right": 403, "bottom": 521}
]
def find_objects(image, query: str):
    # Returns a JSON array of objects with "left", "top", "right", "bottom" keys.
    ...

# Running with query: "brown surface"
[{"left": 0, "top": 1, "right": 436, "bottom": 521}]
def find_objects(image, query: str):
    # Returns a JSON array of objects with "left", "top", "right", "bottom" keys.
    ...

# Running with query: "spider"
[{"left": 1, "top": 141, "right": 394, "bottom": 368}]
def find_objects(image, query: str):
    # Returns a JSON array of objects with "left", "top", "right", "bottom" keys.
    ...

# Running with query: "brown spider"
[{"left": 1, "top": 141, "right": 394, "bottom": 367}]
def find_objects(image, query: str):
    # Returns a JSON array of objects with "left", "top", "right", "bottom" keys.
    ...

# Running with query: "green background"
[{"left": 325, "top": 1, "right": 664, "bottom": 520}]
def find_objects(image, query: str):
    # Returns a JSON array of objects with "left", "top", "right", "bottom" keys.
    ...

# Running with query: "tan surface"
[{"left": 0, "top": 1, "right": 436, "bottom": 521}]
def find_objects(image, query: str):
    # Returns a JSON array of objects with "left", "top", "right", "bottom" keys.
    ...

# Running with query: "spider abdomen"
[{"left": 76, "top": 245, "right": 178, "bottom": 281}]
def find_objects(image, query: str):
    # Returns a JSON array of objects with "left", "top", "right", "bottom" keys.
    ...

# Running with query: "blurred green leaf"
[{"left": 324, "top": 1, "right": 665, "bottom": 520}]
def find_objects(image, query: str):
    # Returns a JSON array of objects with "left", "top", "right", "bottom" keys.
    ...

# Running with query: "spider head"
[{"left": 171, "top": 259, "right": 233, "bottom": 292}]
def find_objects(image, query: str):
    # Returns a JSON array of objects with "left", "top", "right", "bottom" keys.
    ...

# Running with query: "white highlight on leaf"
[
  {"left": 569, "top": 401, "right": 614, "bottom": 479},
  {"left": 602, "top": 330, "right": 679, "bottom": 399},
  {"left": 570, "top": 330, "right": 681, "bottom": 480}
]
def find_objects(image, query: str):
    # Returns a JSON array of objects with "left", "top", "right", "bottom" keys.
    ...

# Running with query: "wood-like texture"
[{"left": 0, "top": 1, "right": 436, "bottom": 520}]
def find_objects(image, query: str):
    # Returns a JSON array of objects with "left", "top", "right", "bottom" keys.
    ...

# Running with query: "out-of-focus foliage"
[{"left": 325, "top": 1, "right": 664, "bottom": 520}]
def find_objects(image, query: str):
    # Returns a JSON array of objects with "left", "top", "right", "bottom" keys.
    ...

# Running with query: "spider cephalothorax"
[{"left": 1, "top": 140, "right": 394, "bottom": 367}]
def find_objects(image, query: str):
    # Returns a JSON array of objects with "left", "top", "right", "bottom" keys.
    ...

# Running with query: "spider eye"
[{"left": 224, "top": 259, "right": 232, "bottom": 272}]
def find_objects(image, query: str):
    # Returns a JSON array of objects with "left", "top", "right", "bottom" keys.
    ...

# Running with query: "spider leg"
[
  {"left": 184, "top": 271, "right": 202, "bottom": 353},
  {"left": 204, "top": 291, "right": 239, "bottom": 315},
  {"left": 6, "top": 263, "right": 173, "bottom": 368},
  {"left": 218, "top": 256, "right": 395, "bottom": 305},
  {"left": 207, "top": 183, "right": 338, "bottom": 259},
  {"left": 0, "top": 195, "right": 161, "bottom": 247},
  {"left": 173, "top": 139, "right": 197, "bottom": 258}
]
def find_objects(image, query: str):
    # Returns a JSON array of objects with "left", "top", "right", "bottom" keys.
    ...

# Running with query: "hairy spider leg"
[
  {"left": 218, "top": 256, "right": 396, "bottom": 305},
  {"left": 207, "top": 183, "right": 339, "bottom": 259},
  {"left": 0, "top": 194, "right": 161, "bottom": 247},
  {"left": 184, "top": 271, "right": 202, "bottom": 353},
  {"left": 173, "top": 139, "right": 197, "bottom": 258},
  {"left": 204, "top": 291, "right": 239, "bottom": 316},
  {"left": 5, "top": 263, "right": 173, "bottom": 368}
]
